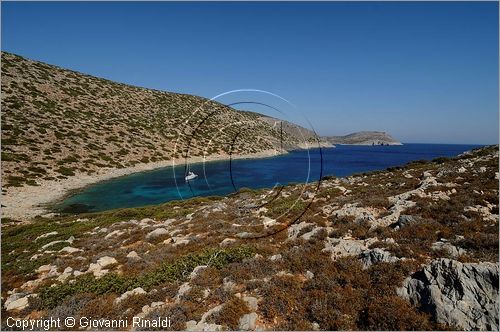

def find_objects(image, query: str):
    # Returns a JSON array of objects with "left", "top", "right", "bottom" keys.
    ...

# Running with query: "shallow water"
[{"left": 55, "top": 143, "right": 480, "bottom": 213}]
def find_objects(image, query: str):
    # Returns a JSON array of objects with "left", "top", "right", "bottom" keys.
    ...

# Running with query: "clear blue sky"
[{"left": 2, "top": 1, "right": 498, "bottom": 144}]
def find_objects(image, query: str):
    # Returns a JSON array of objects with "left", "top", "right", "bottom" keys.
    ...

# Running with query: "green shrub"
[
  {"left": 55, "top": 166, "right": 75, "bottom": 176},
  {"left": 39, "top": 246, "right": 254, "bottom": 309}
]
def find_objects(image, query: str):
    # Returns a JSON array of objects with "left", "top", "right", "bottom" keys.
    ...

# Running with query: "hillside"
[
  {"left": 326, "top": 131, "right": 401, "bottom": 145},
  {"left": 249, "top": 113, "right": 332, "bottom": 149},
  {"left": 1, "top": 145, "right": 497, "bottom": 330},
  {"left": 1, "top": 52, "right": 320, "bottom": 190}
]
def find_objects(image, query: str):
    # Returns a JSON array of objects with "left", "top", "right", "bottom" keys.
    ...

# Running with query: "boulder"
[
  {"left": 5, "top": 295, "right": 30, "bottom": 311},
  {"left": 97, "top": 256, "right": 117, "bottom": 268},
  {"left": 146, "top": 228, "right": 168, "bottom": 241},
  {"left": 322, "top": 237, "right": 378, "bottom": 260},
  {"left": 359, "top": 248, "right": 399, "bottom": 268},
  {"left": 391, "top": 215, "right": 419, "bottom": 229},
  {"left": 397, "top": 258, "right": 499, "bottom": 330},
  {"left": 126, "top": 251, "right": 141, "bottom": 260}
]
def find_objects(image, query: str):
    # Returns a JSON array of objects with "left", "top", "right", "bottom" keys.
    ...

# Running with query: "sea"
[{"left": 55, "top": 143, "right": 481, "bottom": 213}]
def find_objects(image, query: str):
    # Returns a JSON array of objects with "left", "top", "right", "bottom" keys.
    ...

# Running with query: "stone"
[
  {"left": 269, "top": 254, "right": 282, "bottom": 261},
  {"left": 236, "top": 232, "right": 254, "bottom": 239},
  {"left": 150, "top": 301, "right": 164, "bottom": 308},
  {"left": 332, "top": 203, "right": 376, "bottom": 224},
  {"left": 223, "top": 278, "right": 236, "bottom": 292},
  {"left": 186, "top": 306, "right": 224, "bottom": 331},
  {"left": 186, "top": 320, "right": 198, "bottom": 330},
  {"left": 287, "top": 222, "right": 314, "bottom": 239},
  {"left": 220, "top": 238, "right": 236, "bottom": 247},
  {"left": 359, "top": 248, "right": 399, "bottom": 268},
  {"left": 397, "top": 258, "right": 499, "bottom": 331},
  {"left": 242, "top": 296, "right": 258, "bottom": 311},
  {"left": 391, "top": 215, "right": 419, "bottom": 229},
  {"left": 41, "top": 240, "right": 67, "bottom": 250},
  {"left": 114, "top": 287, "right": 147, "bottom": 304},
  {"left": 173, "top": 238, "right": 190, "bottom": 246},
  {"left": 262, "top": 216, "right": 278, "bottom": 228},
  {"left": 57, "top": 273, "right": 72, "bottom": 282},
  {"left": 87, "top": 256, "right": 117, "bottom": 277},
  {"left": 126, "top": 251, "right": 141, "bottom": 260},
  {"left": 36, "top": 264, "right": 53, "bottom": 274},
  {"left": 305, "top": 271, "right": 315, "bottom": 280},
  {"left": 422, "top": 171, "right": 433, "bottom": 179},
  {"left": 239, "top": 312, "right": 258, "bottom": 330},
  {"left": 97, "top": 256, "right": 117, "bottom": 268},
  {"left": 322, "top": 237, "right": 378, "bottom": 260},
  {"left": 301, "top": 227, "right": 326, "bottom": 240},
  {"left": 458, "top": 166, "right": 467, "bottom": 173},
  {"left": 199, "top": 304, "right": 223, "bottom": 323},
  {"left": 146, "top": 228, "right": 168, "bottom": 241},
  {"left": 104, "top": 230, "right": 124, "bottom": 239},
  {"left": 4, "top": 293, "right": 26, "bottom": 309},
  {"left": 5, "top": 296, "right": 30, "bottom": 311},
  {"left": 35, "top": 231, "right": 58, "bottom": 241},
  {"left": 190, "top": 265, "right": 208, "bottom": 279},
  {"left": 59, "top": 246, "right": 82, "bottom": 254},
  {"left": 176, "top": 282, "right": 192, "bottom": 302},
  {"left": 431, "top": 241, "right": 466, "bottom": 258}
]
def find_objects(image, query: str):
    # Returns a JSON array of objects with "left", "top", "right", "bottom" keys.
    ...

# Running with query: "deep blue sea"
[{"left": 55, "top": 144, "right": 480, "bottom": 213}]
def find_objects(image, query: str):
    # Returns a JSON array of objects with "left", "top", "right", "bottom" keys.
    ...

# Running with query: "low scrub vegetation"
[{"left": 39, "top": 246, "right": 254, "bottom": 309}]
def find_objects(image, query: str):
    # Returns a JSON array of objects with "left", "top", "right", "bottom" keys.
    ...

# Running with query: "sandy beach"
[{"left": 1, "top": 149, "right": 284, "bottom": 220}]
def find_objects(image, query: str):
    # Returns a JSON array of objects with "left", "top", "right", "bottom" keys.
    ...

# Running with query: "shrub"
[
  {"left": 55, "top": 166, "right": 76, "bottom": 176},
  {"left": 39, "top": 246, "right": 255, "bottom": 309}
]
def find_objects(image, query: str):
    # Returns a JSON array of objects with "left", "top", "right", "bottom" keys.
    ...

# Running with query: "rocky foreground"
[{"left": 1, "top": 146, "right": 498, "bottom": 331}]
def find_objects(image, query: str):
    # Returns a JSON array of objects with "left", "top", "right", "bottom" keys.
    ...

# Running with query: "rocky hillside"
[
  {"left": 1, "top": 52, "right": 318, "bottom": 189},
  {"left": 326, "top": 131, "right": 401, "bottom": 145},
  {"left": 2, "top": 145, "right": 498, "bottom": 330},
  {"left": 252, "top": 113, "right": 332, "bottom": 149}
]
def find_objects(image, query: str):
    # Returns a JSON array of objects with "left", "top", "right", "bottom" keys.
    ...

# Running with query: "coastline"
[{"left": 1, "top": 149, "right": 285, "bottom": 221}]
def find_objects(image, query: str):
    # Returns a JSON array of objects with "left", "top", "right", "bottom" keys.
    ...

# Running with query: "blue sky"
[{"left": 2, "top": 1, "right": 498, "bottom": 144}]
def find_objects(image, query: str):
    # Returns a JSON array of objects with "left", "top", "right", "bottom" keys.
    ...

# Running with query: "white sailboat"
[{"left": 185, "top": 171, "right": 198, "bottom": 181}]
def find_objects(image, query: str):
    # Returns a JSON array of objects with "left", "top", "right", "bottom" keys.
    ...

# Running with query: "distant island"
[{"left": 325, "top": 131, "right": 402, "bottom": 146}]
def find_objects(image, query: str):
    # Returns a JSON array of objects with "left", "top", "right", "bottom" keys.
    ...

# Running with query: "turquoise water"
[{"left": 55, "top": 143, "right": 480, "bottom": 213}]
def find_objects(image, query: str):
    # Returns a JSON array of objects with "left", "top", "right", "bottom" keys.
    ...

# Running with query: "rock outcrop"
[{"left": 397, "top": 259, "right": 499, "bottom": 331}]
